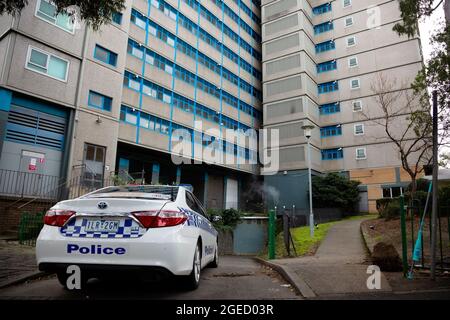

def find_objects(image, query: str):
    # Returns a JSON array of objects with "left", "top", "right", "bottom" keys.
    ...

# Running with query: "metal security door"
[
  {"left": 83, "top": 144, "right": 106, "bottom": 190},
  {"left": 17, "top": 150, "right": 46, "bottom": 197}
]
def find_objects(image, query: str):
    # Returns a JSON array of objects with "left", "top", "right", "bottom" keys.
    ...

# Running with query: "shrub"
[
  {"left": 376, "top": 198, "right": 392, "bottom": 214},
  {"left": 376, "top": 198, "right": 401, "bottom": 219},
  {"left": 209, "top": 208, "right": 244, "bottom": 231},
  {"left": 312, "top": 173, "right": 361, "bottom": 211}
]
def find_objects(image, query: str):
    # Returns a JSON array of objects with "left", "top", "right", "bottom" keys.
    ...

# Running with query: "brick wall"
[
  {"left": 0, "top": 198, "right": 53, "bottom": 234},
  {"left": 350, "top": 166, "right": 423, "bottom": 213}
]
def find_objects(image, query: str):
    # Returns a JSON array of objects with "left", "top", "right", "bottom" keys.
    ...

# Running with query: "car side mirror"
[{"left": 211, "top": 215, "right": 222, "bottom": 222}]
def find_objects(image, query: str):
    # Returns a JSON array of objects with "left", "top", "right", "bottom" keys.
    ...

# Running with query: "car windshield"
[{"left": 84, "top": 186, "right": 179, "bottom": 200}]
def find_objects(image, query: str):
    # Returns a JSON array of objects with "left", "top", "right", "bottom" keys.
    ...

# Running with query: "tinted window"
[
  {"left": 186, "top": 192, "right": 199, "bottom": 212},
  {"left": 191, "top": 193, "right": 207, "bottom": 217},
  {"left": 186, "top": 192, "right": 206, "bottom": 217}
]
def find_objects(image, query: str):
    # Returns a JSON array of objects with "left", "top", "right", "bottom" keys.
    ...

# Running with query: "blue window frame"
[
  {"left": 126, "top": 39, "right": 261, "bottom": 119},
  {"left": 313, "top": 3, "right": 332, "bottom": 15},
  {"left": 176, "top": 3, "right": 261, "bottom": 59},
  {"left": 112, "top": 12, "right": 122, "bottom": 25},
  {"left": 120, "top": 105, "right": 253, "bottom": 160},
  {"left": 318, "top": 81, "right": 339, "bottom": 94},
  {"left": 88, "top": 91, "right": 112, "bottom": 111},
  {"left": 321, "top": 125, "right": 342, "bottom": 137},
  {"left": 94, "top": 45, "right": 117, "bottom": 66},
  {"left": 322, "top": 148, "right": 343, "bottom": 160},
  {"left": 319, "top": 102, "right": 340, "bottom": 115},
  {"left": 317, "top": 60, "right": 337, "bottom": 73},
  {"left": 129, "top": 13, "right": 262, "bottom": 99},
  {"left": 316, "top": 40, "right": 335, "bottom": 53},
  {"left": 314, "top": 21, "right": 334, "bottom": 34}
]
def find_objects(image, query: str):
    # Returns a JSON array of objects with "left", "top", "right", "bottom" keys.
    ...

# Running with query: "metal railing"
[{"left": 0, "top": 169, "right": 62, "bottom": 200}]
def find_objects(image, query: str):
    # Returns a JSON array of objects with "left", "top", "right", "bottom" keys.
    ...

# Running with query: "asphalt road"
[{"left": 0, "top": 256, "right": 300, "bottom": 300}]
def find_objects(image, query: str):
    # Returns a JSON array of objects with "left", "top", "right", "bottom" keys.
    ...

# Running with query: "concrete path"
[{"left": 269, "top": 218, "right": 392, "bottom": 298}]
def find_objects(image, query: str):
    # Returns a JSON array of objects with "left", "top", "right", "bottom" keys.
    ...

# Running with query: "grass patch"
[
  {"left": 275, "top": 221, "right": 336, "bottom": 258},
  {"left": 266, "top": 214, "right": 377, "bottom": 259}
]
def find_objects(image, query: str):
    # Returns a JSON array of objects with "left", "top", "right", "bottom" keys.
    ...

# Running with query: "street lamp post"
[{"left": 302, "top": 124, "right": 315, "bottom": 238}]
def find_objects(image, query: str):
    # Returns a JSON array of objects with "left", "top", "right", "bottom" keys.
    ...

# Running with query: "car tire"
[
  {"left": 209, "top": 242, "right": 219, "bottom": 268},
  {"left": 183, "top": 242, "right": 201, "bottom": 290}
]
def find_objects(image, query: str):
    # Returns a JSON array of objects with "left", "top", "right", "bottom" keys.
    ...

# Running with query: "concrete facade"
[{"left": 261, "top": 0, "right": 424, "bottom": 213}]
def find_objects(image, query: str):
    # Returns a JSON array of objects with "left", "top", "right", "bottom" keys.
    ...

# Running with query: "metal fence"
[{"left": 18, "top": 211, "right": 45, "bottom": 246}]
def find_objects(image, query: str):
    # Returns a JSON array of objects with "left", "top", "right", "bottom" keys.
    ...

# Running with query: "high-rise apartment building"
[
  {"left": 261, "top": 0, "right": 424, "bottom": 213},
  {"left": 0, "top": 0, "right": 262, "bottom": 228}
]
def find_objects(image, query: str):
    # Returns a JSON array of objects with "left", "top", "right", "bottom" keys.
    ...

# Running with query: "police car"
[{"left": 36, "top": 185, "right": 219, "bottom": 290}]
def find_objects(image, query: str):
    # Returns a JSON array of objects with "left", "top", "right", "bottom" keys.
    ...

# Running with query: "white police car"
[{"left": 36, "top": 185, "right": 219, "bottom": 290}]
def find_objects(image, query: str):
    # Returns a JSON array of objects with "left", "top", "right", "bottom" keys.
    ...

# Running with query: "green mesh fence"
[{"left": 18, "top": 211, "right": 45, "bottom": 246}]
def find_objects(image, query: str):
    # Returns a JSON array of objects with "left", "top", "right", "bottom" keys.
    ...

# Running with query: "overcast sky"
[
  {"left": 417, "top": 1, "right": 448, "bottom": 160},
  {"left": 418, "top": 1, "right": 445, "bottom": 62}
]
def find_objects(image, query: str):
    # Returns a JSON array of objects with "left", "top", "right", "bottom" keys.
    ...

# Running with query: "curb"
[
  {"left": 253, "top": 257, "right": 316, "bottom": 298},
  {"left": 360, "top": 222, "right": 374, "bottom": 258},
  {"left": 0, "top": 271, "right": 48, "bottom": 290}
]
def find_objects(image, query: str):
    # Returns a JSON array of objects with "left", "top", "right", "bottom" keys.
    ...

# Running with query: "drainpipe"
[{"left": 63, "top": 23, "right": 90, "bottom": 183}]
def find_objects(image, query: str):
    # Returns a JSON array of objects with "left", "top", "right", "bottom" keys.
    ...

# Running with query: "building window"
[
  {"left": 316, "top": 40, "right": 336, "bottom": 53},
  {"left": 383, "top": 186, "right": 404, "bottom": 198},
  {"left": 343, "top": 0, "right": 352, "bottom": 8},
  {"left": 35, "top": 0, "right": 75, "bottom": 33},
  {"left": 314, "top": 21, "right": 334, "bottom": 34},
  {"left": 345, "top": 17, "right": 354, "bottom": 27},
  {"left": 356, "top": 148, "right": 367, "bottom": 160},
  {"left": 321, "top": 125, "right": 342, "bottom": 137},
  {"left": 88, "top": 91, "right": 112, "bottom": 111},
  {"left": 313, "top": 3, "right": 332, "bottom": 15},
  {"left": 347, "top": 36, "right": 356, "bottom": 47},
  {"left": 352, "top": 100, "right": 363, "bottom": 112},
  {"left": 112, "top": 12, "right": 123, "bottom": 25},
  {"left": 350, "top": 78, "right": 360, "bottom": 89},
  {"left": 322, "top": 148, "right": 344, "bottom": 160},
  {"left": 348, "top": 56, "right": 358, "bottom": 68},
  {"left": 318, "top": 81, "right": 339, "bottom": 94},
  {"left": 94, "top": 45, "right": 118, "bottom": 66},
  {"left": 320, "top": 102, "right": 341, "bottom": 115},
  {"left": 317, "top": 60, "right": 337, "bottom": 73},
  {"left": 26, "top": 46, "right": 69, "bottom": 82},
  {"left": 354, "top": 124, "right": 364, "bottom": 135}
]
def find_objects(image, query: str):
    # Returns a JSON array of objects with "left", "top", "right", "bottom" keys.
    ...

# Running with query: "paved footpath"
[{"left": 268, "top": 218, "right": 393, "bottom": 298}]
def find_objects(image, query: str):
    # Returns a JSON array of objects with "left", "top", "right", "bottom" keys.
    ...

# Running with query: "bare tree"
[{"left": 363, "top": 73, "right": 433, "bottom": 198}]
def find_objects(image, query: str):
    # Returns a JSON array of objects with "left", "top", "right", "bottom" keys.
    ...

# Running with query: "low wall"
[
  {"left": 218, "top": 217, "right": 268, "bottom": 255},
  {"left": 0, "top": 198, "right": 52, "bottom": 234}
]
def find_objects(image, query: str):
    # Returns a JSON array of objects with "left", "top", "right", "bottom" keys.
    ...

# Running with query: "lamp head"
[{"left": 301, "top": 124, "right": 315, "bottom": 139}]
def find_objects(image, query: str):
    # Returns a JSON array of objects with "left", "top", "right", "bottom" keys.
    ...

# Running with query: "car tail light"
[
  {"left": 44, "top": 209, "right": 75, "bottom": 227},
  {"left": 132, "top": 210, "right": 187, "bottom": 228}
]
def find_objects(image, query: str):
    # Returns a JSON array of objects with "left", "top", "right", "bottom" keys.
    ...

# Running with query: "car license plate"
[{"left": 85, "top": 219, "right": 120, "bottom": 233}]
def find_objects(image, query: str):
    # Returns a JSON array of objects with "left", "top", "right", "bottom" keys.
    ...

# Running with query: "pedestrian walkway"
[
  {"left": 0, "top": 240, "right": 42, "bottom": 289},
  {"left": 268, "top": 218, "right": 392, "bottom": 297}
]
